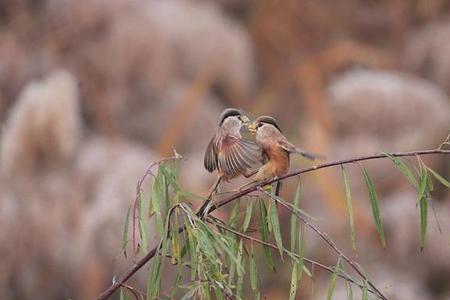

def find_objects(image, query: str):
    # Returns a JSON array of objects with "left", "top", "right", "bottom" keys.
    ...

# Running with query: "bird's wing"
[
  {"left": 204, "top": 136, "right": 218, "bottom": 172},
  {"left": 218, "top": 135, "right": 261, "bottom": 177}
]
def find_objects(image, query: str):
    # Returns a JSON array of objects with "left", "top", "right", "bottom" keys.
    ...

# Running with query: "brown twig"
[
  {"left": 208, "top": 218, "right": 378, "bottom": 296},
  {"left": 120, "top": 283, "right": 145, "bottom": 300},
  {"left": 131, "top": 153, "right": 182, "bottom": 260},
  {"left": 96, "top": 149, "right": 450, "bottom": 300},
  {"left": 258, "top": 187, "right": 386, "bottom": 300}
]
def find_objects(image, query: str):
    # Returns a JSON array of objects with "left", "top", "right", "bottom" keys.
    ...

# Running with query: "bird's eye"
[{"left": 257, "top": 122, "right": 263, "bottom": 128}]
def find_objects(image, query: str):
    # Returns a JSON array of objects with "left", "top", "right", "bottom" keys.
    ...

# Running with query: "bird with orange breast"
[
  {"left": 198, "top": 108, "right": 261, "bottom": 217},
  {"left": 249, "top": 116, "right": 322, "bottom": 195}
]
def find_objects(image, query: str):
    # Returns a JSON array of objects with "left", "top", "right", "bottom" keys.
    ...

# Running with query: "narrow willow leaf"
[
  {"left": 171, "top": 210, "right": 181, "bottom": 265},
  {"left": 159, "top": 162, "right": 180, "bottom": 192},
  {"left": 418, "top": 165, "right": 429, "bottom": 250},
  {"left": 290, "top": 182, "right": 301, "bottom": 252},
  {"left": 258, "top": 198, "right": 275, "bottom": 271},
  {"left": 362, "top": 167, "right": 386, "bottom": 248},
  {"left": 234, "top": 240, "right": 244, "bottom": 292},
  {"left": 119, "top": 288, "right": 124, "bottom": 300},
  {"left": 384, "top": 153, "right": 418, "bottom": 188},
  {"left": 341, "top": 166, "right": 356, "bottom": 251},
  {"left": 288, "top": 262, "right": 299, "bottom": 300},
  {"left": 267, "top": 200, "right": 273, "bottom": 233},
  {"left": 185, "top": 221, "right": 197, "bottom": 280},
  {"left": 269, "top": 197, "right": 284, "bottom": 259},
  {"left": 121, "top": 205, "right": 131, "bottom": 258},
  {"left": 299, "top": 225, "right": 309, "bottom": 278},
  {"left": 214, "top": 289, "right": 224, "bottom": 300},
  {"left": 148, "top": 215, "right": 171, "bottom": 299},
  {"left": 249, "top": 244, "right": 258, "bottom": 291},
  {"left": 326, "top": 257, "right": 341, "bottom": 300},
  {"left": 229, "top": 200, "right": 241, "bottom": 229},
  {"left": 138, "top": 219, "right": 149, "bottom": 253},
  {"left": 361, "top": 282, "right": 368, "bottom": 300},
  {"left": 427, "top": 167, "right": 450, "bottom": 188},
  {"left": 147, "top": 240, "right": 166, "bottom": 299},
  {"left": 181, "top": 285, "right": 199, "bottom": 300},
  {"left": 201, "top": 284, "right": 211, "bottom": 300},
  {"left": 346, "top": 282, "right": 353, "bottom": 300},
  {"left": 427, "top": 171, "right": 434, "bottom": 192},
  {"left": 242, "top": 200, "right": 254, "bottom": 232},
  {"left": 152, "top": 170, "right": 166, "bottom": 235}
]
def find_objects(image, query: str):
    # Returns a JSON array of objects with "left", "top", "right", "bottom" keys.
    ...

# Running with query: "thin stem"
[
  {"left": 258, "top": 188, "right": 387, "bottom": 300},
  {"left": 132, "top": 154, "right": 182, "bottom": 260},
  {"left": 209, "top": 219, "right": 379, "bottom": 297},
  {"left": 96, "top": 149, "right": 450, "bottom": 300}
]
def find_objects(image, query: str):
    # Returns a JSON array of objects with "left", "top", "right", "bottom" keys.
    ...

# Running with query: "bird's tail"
[{"left": 295, "top": 149, "right": 326, "bottom": 161}]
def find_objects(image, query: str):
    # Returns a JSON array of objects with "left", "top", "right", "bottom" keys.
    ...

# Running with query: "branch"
[
  {"left": 209, "top": 217, "right": 378, "bottom": 296},
  {"left": 258, "top": 187, "right": 386, "bottom": 299},
  {"left": 132, "top": 152, "right": 182, "bottom": 260},
  {"left": 96, "top": 148, "right": 450, "bottom": 299}
]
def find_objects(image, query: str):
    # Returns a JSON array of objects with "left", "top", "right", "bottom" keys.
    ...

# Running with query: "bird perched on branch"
[
  {"left": 249, "top": 116, "right": 323, "bottom": 195},
  {"left": 198, "top": 108, "right": 261, "bottom": 217}
]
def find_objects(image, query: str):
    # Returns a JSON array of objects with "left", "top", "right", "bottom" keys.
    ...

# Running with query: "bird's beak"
[
  {"left": 241, "top": 115, "right": 250, "bottom": 125},
  {"left": 248, "top": 122, "right": 257, "bottom": 134}
]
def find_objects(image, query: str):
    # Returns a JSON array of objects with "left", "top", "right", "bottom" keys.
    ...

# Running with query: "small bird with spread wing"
[{"left": 198, "top": 108, "right": 261, "bottom": 217}]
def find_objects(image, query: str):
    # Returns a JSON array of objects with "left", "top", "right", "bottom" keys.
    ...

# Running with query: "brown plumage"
[
  {"left": 204, "top": 108, "right": 261, "bottom": 180},
  {"left": 199, "top": 108, "right": 261, "bottom": 216},
  {"left": 250, "top": 116, "right": 321, "bottom": 183}
]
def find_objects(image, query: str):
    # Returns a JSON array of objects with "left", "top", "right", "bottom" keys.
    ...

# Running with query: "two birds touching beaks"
[{"left": 198, "top": 108, "right": 324, "bottom": 217}]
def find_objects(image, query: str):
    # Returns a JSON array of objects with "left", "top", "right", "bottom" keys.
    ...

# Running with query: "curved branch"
[
  {"left": 210, "top": 218, "right": 378, "bottom": 296},
  {"left": 96, "top": 149, "right": 450, "bottom": 300}
]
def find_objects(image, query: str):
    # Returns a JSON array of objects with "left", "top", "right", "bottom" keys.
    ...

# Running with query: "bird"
[
  {"left": 249, "top": 115, "right": 323, "bottom": 195},
  {"left": 197, "top": 108, "right": 261, "bottom": 217}
]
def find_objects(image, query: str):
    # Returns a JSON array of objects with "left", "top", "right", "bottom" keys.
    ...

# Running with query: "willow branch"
[
  {"left": 209, "top": 218, "right": 378, "bottom": 295},
  {"left": 96, "top": 148, "right": 450, "bottom": 300},
  {"left": 258, "top": 187, "right": 386, "bottom": 300}
]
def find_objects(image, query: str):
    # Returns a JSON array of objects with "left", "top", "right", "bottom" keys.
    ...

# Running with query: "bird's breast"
[{"left": 263, "top": 145, "right": 290, "bottom": 177}]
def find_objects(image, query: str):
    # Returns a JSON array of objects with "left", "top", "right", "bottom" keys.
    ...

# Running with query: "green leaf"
[
  {"left": 152, "top": 169, "right": 166, "bottom": 235},
  {"left": 418, "top": 164, "right": 429, "bottom": 250},
  {"left": 362, "top": 167, "right": 386, "bottom": 248},
  {"left": 229, "top": 200, "right": 241, "bottom": 229},
  {"left": 269, "top": 196, "right": 284, "bottom": 259},
  {"left": 299, "top": 225, "right": 309, "bottom": 278},
  {"left": 361, "top": 282, "right": 369, "bottom": 300},
  {"left": 288, "top": 261, "right": 299, "bottom": 300},
  {"left": 346, "top": 282, "right": 353, "bottom": 300},
  {"left": 138, "top": 219, "right": 148, "bottom": 253},
  {"left": 384, "top": 153, "right": 418, "bottom": 188},
  {"left": 341, "top": 166, "right": 356, "bottom": 251},
  {"left": 235, "top": 242, "right": 245, "bottom": 299},
  {"left": 171, "top": 209, "right": 181, "bottom": 265},
  {"left": 249, "top": 244, "right": 258, "bottom": 291},
  {"left": 121, "top": 205, "right": 131, "bottom": 258},
  {"left": 185, "top": 220, "right": 197, "bottom": 280},
  {"left": 258, "top": 198, "right": 275, "bottom": 271},
  {"left": 326, "top": 257, "right": 341, "bottom": 300},
  {"left": 290, "top": 182, "right": 301, "bottom": 253},
  {"left": 427, "top": 167, "right": 450, "bottom": 188},
  {"left": 147, "top": 239, "right": 168, "bottom": 299},
  {"left": 242, "top": 200, "right": 254, "bottom": 232}
]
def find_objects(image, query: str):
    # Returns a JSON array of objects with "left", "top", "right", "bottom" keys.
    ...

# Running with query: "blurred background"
[{"left": 1, "top": 0, "right": 450, "bottom": 299}]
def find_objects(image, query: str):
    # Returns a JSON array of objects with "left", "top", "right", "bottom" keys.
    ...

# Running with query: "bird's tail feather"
[{"left": 295, "top": 149, "right": 326, "bottom": 161}]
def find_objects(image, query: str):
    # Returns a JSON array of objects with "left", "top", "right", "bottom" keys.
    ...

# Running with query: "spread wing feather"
[
  {"left": 204, "top": 137, "right": 218, "bottom": 172},
  {"left": 218, "top": 135, "right": 261, "bottom": 178}
]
